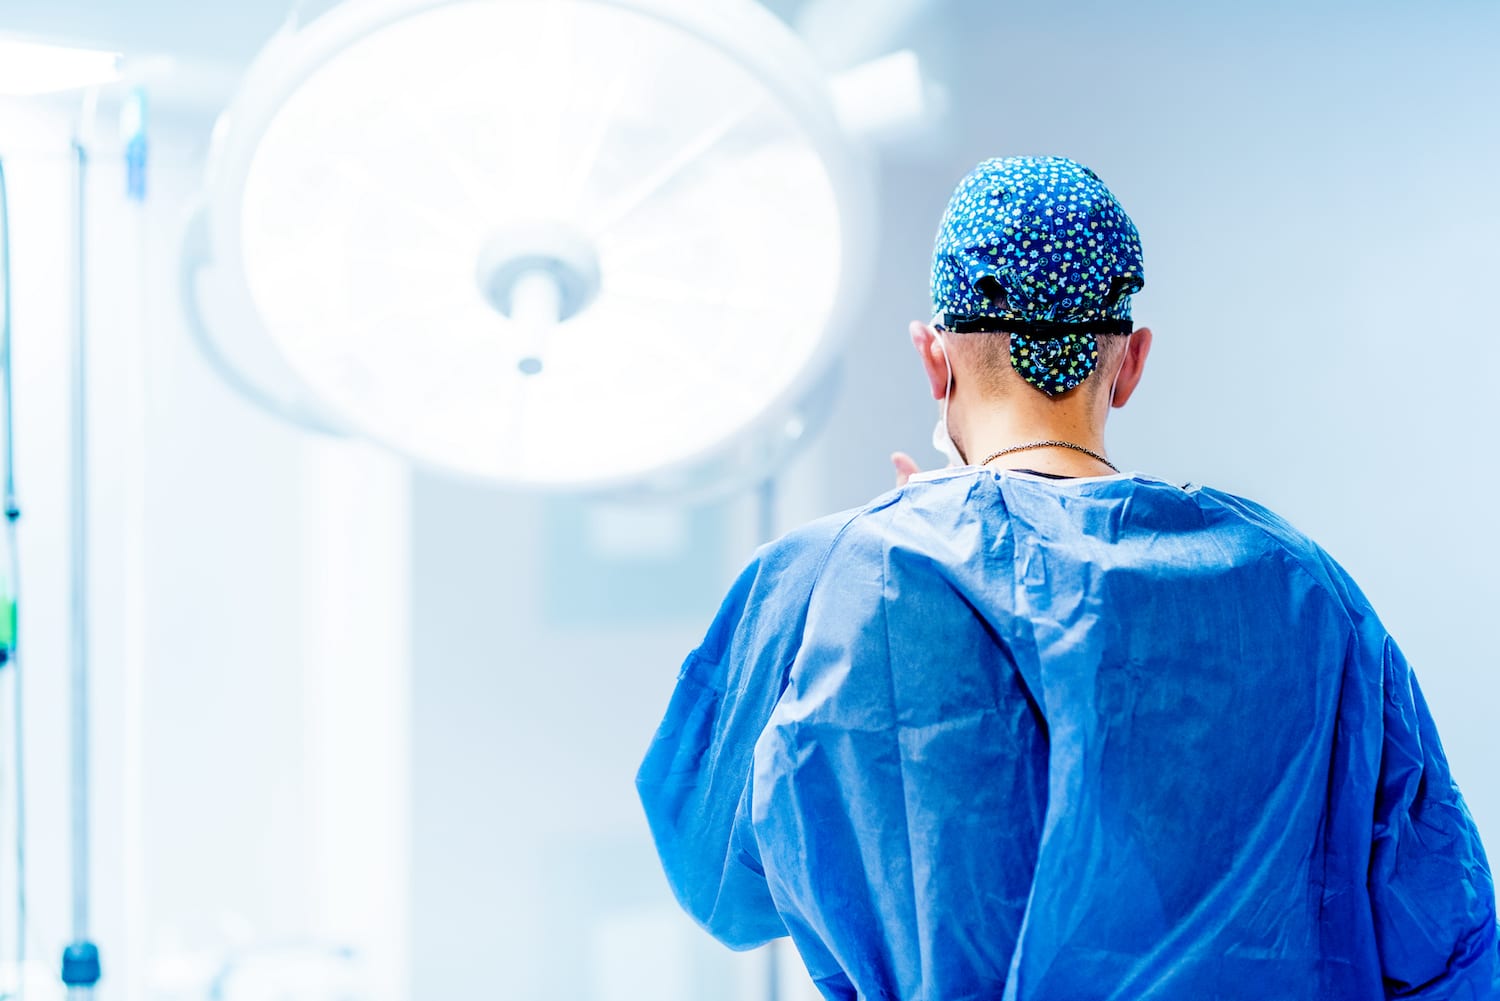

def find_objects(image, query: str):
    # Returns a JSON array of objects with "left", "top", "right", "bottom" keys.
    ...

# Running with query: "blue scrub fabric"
[{"left": 636, "top": 469, "right": 1500, "bottom": 1000}]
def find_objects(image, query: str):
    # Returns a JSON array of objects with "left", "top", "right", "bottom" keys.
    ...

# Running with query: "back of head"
[{"left": 930, "top": 156, "right": 1145, "bottom": 399}]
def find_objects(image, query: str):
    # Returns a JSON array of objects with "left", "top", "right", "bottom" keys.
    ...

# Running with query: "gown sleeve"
[
  {"left": 635, "top": 529, "right": 839, "bottom": 950},
  {"left": 1368, "top": 635, "right": 1500, "bottom": 999}
]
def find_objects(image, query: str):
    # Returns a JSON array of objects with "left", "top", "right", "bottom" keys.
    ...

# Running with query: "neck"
[{"left": 956, "top": 396, "right": 1113, "bottom": 476}]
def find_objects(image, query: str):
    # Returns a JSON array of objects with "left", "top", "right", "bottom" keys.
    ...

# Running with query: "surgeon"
[{"left": 636, "top": 156, "right": 1500, "bottom": 1000}]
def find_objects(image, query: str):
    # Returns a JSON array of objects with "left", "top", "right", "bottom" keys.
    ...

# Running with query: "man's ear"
[
  {"left": 909, "top": 320, "right": 950, "bottom": 401},
  {"left": 1110, "top": 325, "right": 1153, "bottom": 408}
]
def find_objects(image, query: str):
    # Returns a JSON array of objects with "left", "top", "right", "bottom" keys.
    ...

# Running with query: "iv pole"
[
  {"left": 58, "top": 82, "right": 146, "bottom": 1001},
  {"left": 0, "top": 117, "right": 107, "bottom": 1001},
  {"left": 60, "top": 132, "right": 101, "bottom": 1000}
]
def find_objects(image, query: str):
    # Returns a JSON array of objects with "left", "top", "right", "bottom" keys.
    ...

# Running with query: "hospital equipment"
[
  {"left": 0, "top": 48, "right": 131, "bottom": 996},
  {"left": 179, "top": 0, "right": 936, "bottom": 498}
]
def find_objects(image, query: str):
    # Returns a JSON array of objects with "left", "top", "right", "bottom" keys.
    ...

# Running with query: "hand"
[{"left": 891, "top": 452, "right": 922, "bottom": 488}]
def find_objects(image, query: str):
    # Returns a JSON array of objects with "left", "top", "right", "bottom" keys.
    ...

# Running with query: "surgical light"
[
  {"left": 0, "top": 38, "right": 121, "bottom": 96},
  {"left": 184, "top": 0, "right": 877, "bottom": 495}
]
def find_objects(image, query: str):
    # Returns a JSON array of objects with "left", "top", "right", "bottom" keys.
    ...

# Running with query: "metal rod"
[
  {"left": 70, "top": 137, "right": 90, "bottom": 946},
  {"left": 61, "top": 138, "right": 100, "bottom": 997}
]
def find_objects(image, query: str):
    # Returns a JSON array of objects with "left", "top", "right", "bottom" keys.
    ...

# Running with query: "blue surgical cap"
[{"left": 931, "top": 156, "right": 1145, "bottom": 395}]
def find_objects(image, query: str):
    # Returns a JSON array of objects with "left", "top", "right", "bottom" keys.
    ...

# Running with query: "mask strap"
[
  {"left": 1108, "top": 331, "right": 1131, "bottom": 406},
  {"left": 934, "top": 328, "right": 965, "bottom": 465},
  {"left": 937, "top": 332, "right": 953, "bottom": 410}
]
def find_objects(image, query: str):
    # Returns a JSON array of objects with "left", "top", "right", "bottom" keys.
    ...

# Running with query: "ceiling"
[
  {"left": 3, "top": 0, "right": 289, "bottom": 64},
  {"left": 0, "top": 0, "right": 951, "bottom": 115}
]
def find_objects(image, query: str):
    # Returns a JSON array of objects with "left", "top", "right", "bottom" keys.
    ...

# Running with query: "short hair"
[{"left": 951, "top": 330, "right": 1129, "bottom": 399}]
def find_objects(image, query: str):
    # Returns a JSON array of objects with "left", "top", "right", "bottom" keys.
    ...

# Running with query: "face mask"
[{"left": 929, "top": 330, "right": 966, "bottom": 467}]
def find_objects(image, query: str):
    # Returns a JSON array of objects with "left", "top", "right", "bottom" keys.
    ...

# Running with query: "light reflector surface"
[{"left": 232, "top": 0, "right": 848, "bottom": 488}]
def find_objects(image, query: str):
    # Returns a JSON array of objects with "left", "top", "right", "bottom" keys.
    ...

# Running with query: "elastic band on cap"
[{"left": 940, "top": 315, "right": 1134, "bottom": 337}]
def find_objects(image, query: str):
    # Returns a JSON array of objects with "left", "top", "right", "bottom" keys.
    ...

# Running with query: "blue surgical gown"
[{"left": 636, "top": 469, "right": 1500, "bottom": 1000}]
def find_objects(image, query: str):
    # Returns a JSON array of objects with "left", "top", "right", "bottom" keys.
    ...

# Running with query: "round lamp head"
[{"left": 189, "top": 0, "right": 873, "bottom": 494}]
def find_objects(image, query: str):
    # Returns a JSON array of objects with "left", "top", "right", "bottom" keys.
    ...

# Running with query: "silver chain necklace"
[{"left": 980, "top": 440, "right": 1119, "bottom": 473}]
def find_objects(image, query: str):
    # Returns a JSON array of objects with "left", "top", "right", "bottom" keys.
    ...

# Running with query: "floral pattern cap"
[{"left": 931, "top": 156, "right": 1145, "bottom": 395}]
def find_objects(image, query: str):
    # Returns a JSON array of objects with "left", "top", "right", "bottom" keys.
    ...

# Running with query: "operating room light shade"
[{"left": 215, "top": 0, "right": 855, "bottom": 488}]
